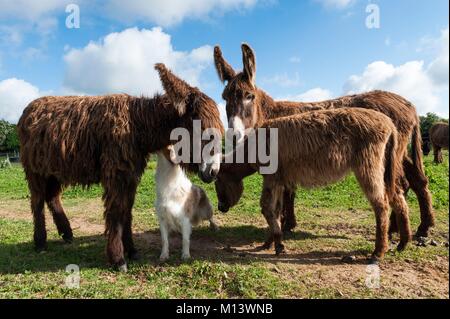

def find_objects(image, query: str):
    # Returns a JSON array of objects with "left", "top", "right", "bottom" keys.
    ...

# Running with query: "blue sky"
[{"left": 0, "top": 0, "right": 448, "bottom": 124}]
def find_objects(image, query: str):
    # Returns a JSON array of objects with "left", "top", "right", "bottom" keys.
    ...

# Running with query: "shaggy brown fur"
[
  {"left": 216, "top": 108, "right": 412, "bottom": 261},
  {"left": 214, "top": 44, "right": 433, "bottom": 237},
  {"left": 423, "top": 122, "right": 449, "bottom": 163},
  {"left": 18, "top": 64, "right": 224, "bottom": 270}
]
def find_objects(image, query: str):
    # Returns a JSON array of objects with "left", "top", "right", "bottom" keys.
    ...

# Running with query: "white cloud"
[
  {"left": 63, "top": 27, "right": 213, "bottom": 96},
  {"left": 344, "top": 27, "right": 449, "bottom": 117},
  {"left": 426, "top": 27, "right": 449, "bottom": 87},
  {"left": 281, "top": 87, "right": 333, "bottom": 102},
  {"left": 314, "top": 0, "right": 354, "bottom": 9},
  {"left": 262, "top": 72, "right": 301, "bottom": 88},
  {"left": 344, "top": 61, "right": 445, "bottom": 116},
  {"left": 0, "top": 0, "right": 68, "bottom": 20},
  {"left": 0, "top": 78, "right": 43, "bottom": 123},
  {"left": 105, "top": 0, "right": 259, "bottom": 27}
]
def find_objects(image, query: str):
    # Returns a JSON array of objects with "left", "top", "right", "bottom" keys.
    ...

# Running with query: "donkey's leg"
[
  {"left": 403, "top": 159, "right": 434, "bottom": 237},
  {"left": 121, "top": 182, "right": 138, "bottom": 260},
  {"left": 281, "top": 187, "right": 297, "bottom": 233},
  {"left": 389, "top": 187, "right": 412, "bottom": 252},
  {"left": 31, "top": 190, "right": 47, "bottom": 252},
  {"left": 388, "top": 175, "right": 409, "bottom": 238},
  {"left": 259, "top": 181, "right": 285, "bottom": 255},
  {"left": 355, "top": 169, "right": 389, "bottom": 262},
  {"left": 26, "top": 172, "right": 47, "bottom": 251},
  {"left": 433, "top": 145, "right": 443, "bottom": 164},
  {"left": 45, "top": 176, "right": 73, "bottom": 243},
  {"left": 103, "top": 175, "right": 137, "bottom": 271}
]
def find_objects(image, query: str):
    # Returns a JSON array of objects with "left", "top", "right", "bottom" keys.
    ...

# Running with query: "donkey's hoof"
[
  {"left": 159, "top": 253, "right": 169, "bottom": 262},
  {"left": 34, "top": 242, "right": 47, "bottom": 253},
  {"left": 396, "top": 242, "right": 408, "bottom": 252},
  {"left": 128, "top": 250, "right": 140, "bottom": 261},
  {"left": 414, "top": 223, "right": 434, "bottom": 238},
  {"left": 62, "top": 234, "right": 73, "bottom": 244},
  {"left": 368, "top": 255, "right": 380, "bottom": 265},
  {"left": 256, "top": 242, "right": 272, "bottom": 251},
  {"left": 115, "top": 262, "right": 128, "bottom": 272},
  {"left": 181, "top": 253, "right": 191, "bottom": 261},
  {"left": 282, "top": 229, "right": 295, "bottom": 238},
  {"left": 275, "top": 245, "right": 286, "bottom": 255}
]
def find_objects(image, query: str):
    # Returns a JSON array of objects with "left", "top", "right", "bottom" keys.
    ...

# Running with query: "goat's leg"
[
  {"left": 181, "top": 217, "right": 192, "bottom": 260},
  {"left": 159, "top": 218, "right": 170, "bottom": 261}
]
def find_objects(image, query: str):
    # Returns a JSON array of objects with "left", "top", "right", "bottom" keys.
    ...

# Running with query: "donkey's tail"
[
  {"left": 384, "top": 132, "right": 399, "bottom": 200},
  {"left": 410, "top": 121, "right": 425, "bottom": 174}
]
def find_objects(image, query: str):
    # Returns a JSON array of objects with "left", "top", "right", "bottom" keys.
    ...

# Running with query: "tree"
[
  {"left": 0, "top": 120, "right": 19, "bottom": 152},
  {"left": 5, "top": 126, "right": 19, "bottom": 151}
]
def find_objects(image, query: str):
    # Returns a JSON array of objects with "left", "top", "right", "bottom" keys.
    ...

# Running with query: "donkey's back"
[{"left": 262, "top": 108, "right": 397, "bottom": 188}]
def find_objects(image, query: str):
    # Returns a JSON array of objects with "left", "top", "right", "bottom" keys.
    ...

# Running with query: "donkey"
[
  {"left": 156, "top": 146, "right": 218, "bottom": 261},
  {"left": 215, "top": 108, "right": 412, "bottom": 262},
  {"left": 17, "top": 64, "right": 224, "bottom": 271},
  {"left": 423, "top": 122, "right": 449, "bottom": 164},
  {"left": 214, "top": 43, "right": 433, "bottom": 238}
]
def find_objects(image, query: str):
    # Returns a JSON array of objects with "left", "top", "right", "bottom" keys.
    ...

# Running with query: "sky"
[{"left": 0, "top": 0, "right": 448, "bottom": 124}]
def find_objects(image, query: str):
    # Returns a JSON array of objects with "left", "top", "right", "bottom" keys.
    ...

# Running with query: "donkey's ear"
[
  {"left": 155, "top": 63, "right": 192, "bottom": 115},
  {"left": 214, "top": 46, "right": 236, "bottom": 84},
  {"left": 241, "top": 43, "right": 256, "bottom": 87}
]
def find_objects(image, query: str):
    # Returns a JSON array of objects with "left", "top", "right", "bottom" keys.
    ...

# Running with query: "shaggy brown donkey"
[
  {"left": 423, "top": 122, "right": 449, "bottom": 164},
  {"left": 18, "top": 64, "right": 224, "bottom": 271},
  {"left": 214, "top": 43, "right": 433, "bottom": 237},
  {"left": 215, "top": 108, "right": 412, "bottom": 262}
]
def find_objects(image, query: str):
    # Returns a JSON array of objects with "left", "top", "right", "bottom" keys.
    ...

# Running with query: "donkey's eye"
[{"left": 244, "top": 92, "right": 255, "bottom": 102}]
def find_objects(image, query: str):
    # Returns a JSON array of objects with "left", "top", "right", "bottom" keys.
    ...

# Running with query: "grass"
[{"left": 0, "top": 152, "right": 448, "bottom": 299}]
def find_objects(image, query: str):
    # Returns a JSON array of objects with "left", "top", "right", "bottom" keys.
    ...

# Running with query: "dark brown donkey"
[
  {"left": 423, "top": 122, "right": 449, "bottom": 164},
  {"left": 18, "top": 64, "right": 224, "bottom": 271},
  {"left": 215, "top": 108, "right": 412, "bottom": 262},
  {"left": 214, "top": 43, "right": 433, "bottom": 237}
]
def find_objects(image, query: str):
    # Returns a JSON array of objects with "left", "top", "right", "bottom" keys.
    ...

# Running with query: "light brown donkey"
[
  {"left": 214, "top": 43, "right": 434, "bottom": 238},
  {"left": 216, "top": 108, "right": 412, "bottom": 262}
]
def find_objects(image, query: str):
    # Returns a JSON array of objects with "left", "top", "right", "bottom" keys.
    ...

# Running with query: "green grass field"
[{"left": 0, "top": 153, "right": 448, "bottom": 298}]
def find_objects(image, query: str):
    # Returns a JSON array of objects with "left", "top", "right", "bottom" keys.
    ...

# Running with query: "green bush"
[{"left": 0, "top": 120, "right": 19, "bottom": 152}]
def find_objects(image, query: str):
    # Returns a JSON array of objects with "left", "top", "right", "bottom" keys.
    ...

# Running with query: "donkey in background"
[
  {"left": 18, "top": 64, "right": 224, "bottom": 271},
  {"left": 423, "top": 122, "right": 449, "bottom": 164},
  {"left": 216, "top": 108, "right": 412, "bottom": 262},
  {"left": 214, "top": 43, "right": 434, "bottom": 238}
]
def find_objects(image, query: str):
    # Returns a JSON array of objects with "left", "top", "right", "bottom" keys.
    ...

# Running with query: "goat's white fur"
[{"left": 155, "top": 146, "right": 217, "bottom": 261}]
